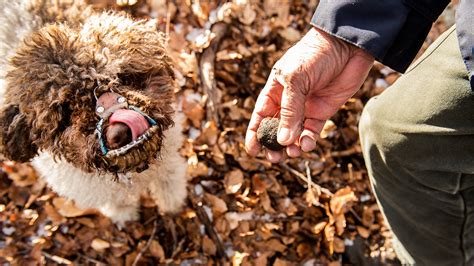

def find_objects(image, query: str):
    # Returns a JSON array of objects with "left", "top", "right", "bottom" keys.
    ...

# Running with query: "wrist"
[{"left": 310, "top": 26, "right": 375, "bottom": 62}]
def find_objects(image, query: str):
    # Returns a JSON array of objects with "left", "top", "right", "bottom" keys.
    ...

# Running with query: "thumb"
[{"left": 277, "top": 84, "right": 305, "bottom": 146}]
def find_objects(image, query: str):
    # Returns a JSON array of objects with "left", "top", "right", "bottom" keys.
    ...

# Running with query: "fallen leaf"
[
  {"left": 52, "top": 197, "right": 97, "bottom": 218},
  {"left": 232, "top": 251, "right": 249, "bottom": 266},
  {"left": 149, "top": 240, "right": 165, "bottom": 260},
  {"left": 357, "top": 226, "right": 370, "bottom": 238},
  {"left": 333, "top": 237, "right": 345, "bottom": 253},
  {"left": 224, "top": 169, "right": 244, "bottom": 194},
  {"left": 91, "top": 238, "right": 110, "bottom": 252},
  {"left": 202, "top": 235, "right": 216, "bottom": 256},
  {"left": 330, "top": 187, "right": 357, "bottom": 235},
  {"left": 311, "top": 221, "right": 328, "bottom": 235},
  {"left": 205, "top": 193, "right": 228, "bottom": 215}
]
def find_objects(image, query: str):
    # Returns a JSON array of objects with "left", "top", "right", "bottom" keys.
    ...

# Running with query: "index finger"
[{"left": 245, "top": 72, "right": 282, "bottom": 156}]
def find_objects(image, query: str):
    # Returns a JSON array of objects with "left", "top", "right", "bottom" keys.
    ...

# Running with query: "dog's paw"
[
  {"left": 149, "top": 175, "right": 187, "bottom": 214},
  {"left": 99, "top": 205, "right": 139, "bottom": 227},
  {"left": 156, "top": 189, "right": 187, "bottom": 214}
]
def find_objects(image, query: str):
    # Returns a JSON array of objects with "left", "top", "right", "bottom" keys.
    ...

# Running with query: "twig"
[
  {"left": 164, "top": 2, "right": 171, "bottom": 47},
  {"left": 280, "top": 162, "right": 333, "bottom": 196},
  {"left": 304, "top": 160, "right": 323, "bottom": 207},
  {"left": 189, "top": 192, "right": 228, "bottom": 260},
  {"left": 170, "top": 238, "right": 186, "bottom": 259},
  {"left": 199, "top": 22, "right": 228, "bottom": 127},
  {"left": 305, "top": 160, "right": 321, "bottom": 197},
  {"left": 348, "top": 163, "right": 354, "bottom": 182},
  {"left": 78, "top": 253, "right": 106, "bottom": 265},
  {"left": 42, "top": 251, "right": 72, "bottom": 265},
  {"left": 132, "top": 220, "right": 158, "bottom": 266},
  {"left": 349, "top": 208, "right": 363, "bottom": 224},
  {"left": 330, "top": 146, "right": 361, "bottom": 157}
]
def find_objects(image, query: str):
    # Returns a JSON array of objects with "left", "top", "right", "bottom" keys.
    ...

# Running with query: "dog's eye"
[
  {"left": 117, "top": 97, "right": 126, "bottom": 103},
  {"left": 96, "top": 106, "right": 105, "bottom": 113}
]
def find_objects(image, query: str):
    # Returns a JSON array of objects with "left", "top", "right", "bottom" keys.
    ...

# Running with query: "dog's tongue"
[{"left": 109, "top": 109, "right": 150, "bottom": 140}]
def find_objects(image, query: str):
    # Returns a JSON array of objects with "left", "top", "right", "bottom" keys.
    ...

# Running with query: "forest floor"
[{"left": 0, "top": 0, "right": 456, "bottom": 265}]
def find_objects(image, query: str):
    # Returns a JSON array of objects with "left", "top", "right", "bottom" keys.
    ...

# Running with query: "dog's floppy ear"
[{"left": 0, "top": 104, "right": 38, "bottom": 162}]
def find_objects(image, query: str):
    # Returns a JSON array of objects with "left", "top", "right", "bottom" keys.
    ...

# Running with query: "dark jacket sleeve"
[
  {"left": 455, "top": 1, "right": 473, "bottom": 86},
  {"left": 311, "top": 0, "right": 450, "bottom": 73}
]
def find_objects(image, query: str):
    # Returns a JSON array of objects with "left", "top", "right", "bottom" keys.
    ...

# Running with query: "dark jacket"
[{"left": 311, "top": 0, "right": 473, "bottom": 88}]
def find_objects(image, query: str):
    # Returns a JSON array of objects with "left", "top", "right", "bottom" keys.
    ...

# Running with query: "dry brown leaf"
[
  {"left": 279, "top": 27, "right": 301, "bottom": 43},
  {"left": 216, "top": 50, "right": 243, "bottom": 61},
  {"left": 277, "top": 198, "right": 297, "bottom": 216},
  {"left": 238, "top": 4, "right": 256, "bottom": 25},
  {"left": 187, "top": 161, "right": 209, "bottom": 178},
  {"left": 186, "top": 29, "right": 215, "bottom": 52},
  {"left": 311, "top": 221, "right": 328, "bottom": 235},
  {"left": 198, "top": 121, "right": 219, "bottom": 145},
  {"left": 224, "top": 169, "right": 244, "bottom": 194},
  {"left": 324, "top": 224, "right": 335, "bottom": 255},
  {"left": 296, "top": 243, "right": 311, "bottom": 258},
  {"left": 2, "top": 162, "right": 37, "bottom": 187},
  {"left": 263, "top": 0, "right": 290, "bottom": 27},
  {"left": 357, "top": 226, "right": 370, "bottom": 238},
  {"left": 253, "top": 251, "right": 271, "bottom": 266},
  {"left": 251, "top": 174, "right": 268, "bottom": 195},
  {"left": 202, "top": 235, "right": 216, "bottom": 256},
  {"left": 52, "top": 197, "right": 97, "bottom": 218},
  {"left": 91, "top": 238, "right": 110, "bottom": 252},
  {"left": 264, "top": 238, "right": 287, "bottom": 253},
  {"left": 182, "top": 90, "right": 205, "bottom": 128},
  {"left": 43, "top": 202, "right": 65, "bottom": 223},
  {"left": 125, "top": 251, "right": 137, "bottom": 266},
  {"left": 260, "top": 191, "right": 276, "bottom": 213},
  {"left": 273, "top": 258, "right": 293, "bottom": 266},
  {"left": 232, "top": 251, "right": 249, "bottom": 266},
  {"left": 330, "top": 187, "right": 357, "bottom": 235},
  {"left": 362, "top": 204, "right": 378, "bottom": 227},
  {"left": 116, "top": 0, "right": 137, "bottom": 7},
  {"left": 333, "top": 237, "right": 345, "bottom": 253},
  {"left": 204, "top": 192, "right": 228, "bottom": 215},
  {"left": 191, "top": 1, "right": 210, "bottom": 26},
  {"left": 149, "top": 240, "right": 165, "bottom": 260},
  {"left": 76, "top": 217, "right": 96, "bottom": 228},
  {"left": 321, "top": 120, "right": 337, "bottom": 139}
]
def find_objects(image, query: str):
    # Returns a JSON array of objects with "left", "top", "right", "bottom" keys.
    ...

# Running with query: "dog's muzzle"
[{"left": 95, "top": 92, "right": 162, "bottom": 173}]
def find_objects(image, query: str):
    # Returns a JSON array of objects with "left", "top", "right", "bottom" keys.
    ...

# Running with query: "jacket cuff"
[{"left": 311, "top": 0, "right": 449, "bottom": 73}]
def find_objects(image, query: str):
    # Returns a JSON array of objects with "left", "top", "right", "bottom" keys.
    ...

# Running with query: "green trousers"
[{"left": 360, "top": 26, "right": 474, "bottom": 265}]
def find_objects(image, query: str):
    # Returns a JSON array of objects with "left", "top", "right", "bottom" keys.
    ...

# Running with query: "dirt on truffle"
[{"left": 257, "top": 117, "right": 285, "bottom": 151}]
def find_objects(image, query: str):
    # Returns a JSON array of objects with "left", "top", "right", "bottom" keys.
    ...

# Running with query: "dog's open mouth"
[{"left": 97, "top": 105, "right": 162, "bottom": 174}]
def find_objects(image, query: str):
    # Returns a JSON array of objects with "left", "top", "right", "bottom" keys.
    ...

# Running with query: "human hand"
[{"left": 245, "top": 27, "right": 374, "bottom": 162}]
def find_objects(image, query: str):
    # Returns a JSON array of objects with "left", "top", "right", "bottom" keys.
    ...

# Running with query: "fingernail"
[
  {"left": 301, "top": 136, "right": 316, "bottom": 152},
  {"left": 278, "top": 128, "right": 291, "bottom": 144}
]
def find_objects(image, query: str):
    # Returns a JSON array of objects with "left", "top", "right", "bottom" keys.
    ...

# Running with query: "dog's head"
[{"left": 0, "top": 13, "right": 176, "bottom": 174}]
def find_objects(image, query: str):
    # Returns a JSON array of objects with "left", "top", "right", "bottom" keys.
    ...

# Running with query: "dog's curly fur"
[{"left": 0, "top": 0, "right": 187, "bottom": 225}]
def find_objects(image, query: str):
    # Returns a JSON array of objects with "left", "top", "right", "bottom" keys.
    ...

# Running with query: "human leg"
[{"left": 359, "top": 26, "right": 474, "bottom": 265}]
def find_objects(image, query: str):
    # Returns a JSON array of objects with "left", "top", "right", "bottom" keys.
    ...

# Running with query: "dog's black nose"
[{"left": 105, "top": 123, "right": 132, "bottom": 149}]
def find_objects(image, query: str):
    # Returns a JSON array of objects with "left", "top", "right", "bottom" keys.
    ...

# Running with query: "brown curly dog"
[{"left": 0, "top": 0, "right": 187, "bottom": 225}]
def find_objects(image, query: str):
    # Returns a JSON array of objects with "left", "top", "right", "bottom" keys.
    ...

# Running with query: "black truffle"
[{"left": 256, "top": 117, "right": 285, "bottom": 151}]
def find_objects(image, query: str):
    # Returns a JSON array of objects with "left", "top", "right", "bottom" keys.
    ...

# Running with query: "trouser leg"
[{"left": 359, "top": 26, "right": 474, "bottom": 265}]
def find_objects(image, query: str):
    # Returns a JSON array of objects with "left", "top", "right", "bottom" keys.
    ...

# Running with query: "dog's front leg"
[
  {"left": 33, "top": 152, "right": 141, "bottom": 227},
  {"left": 147, "top": 155, "right": 187, "bottom": 214},
  {"left": 145, "top": 120, "right": 188, "bottom": 214}
]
